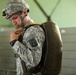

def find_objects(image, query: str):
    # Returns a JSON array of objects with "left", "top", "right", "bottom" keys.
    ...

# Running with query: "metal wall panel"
[
  {"left": 0, "top": 28, "right": 16, "bottom": 75},
  {"left": 60, "top": 27, "right": 76, "bottom": 75}
]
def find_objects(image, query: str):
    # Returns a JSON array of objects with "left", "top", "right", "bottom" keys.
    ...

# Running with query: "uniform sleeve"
[{"left": 12, "top": 25, "right": 45, "bottom": 69}]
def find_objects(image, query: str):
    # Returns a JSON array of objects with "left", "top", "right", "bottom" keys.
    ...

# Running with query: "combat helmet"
[{"left": 2, "top": 0, "right": 29, "bottom": 19}]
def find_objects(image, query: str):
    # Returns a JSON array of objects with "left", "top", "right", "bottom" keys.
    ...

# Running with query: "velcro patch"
[{"left": 28, "top": 38, "right": 38, "bottom": 47}]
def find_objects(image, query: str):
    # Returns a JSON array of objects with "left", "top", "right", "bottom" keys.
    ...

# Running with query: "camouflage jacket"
[{"left": 12, "top": 24, "right": 45, "bottom": 75}]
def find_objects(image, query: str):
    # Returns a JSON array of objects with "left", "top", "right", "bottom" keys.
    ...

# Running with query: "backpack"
[
  {"left": 18, "top": 21, "right": 62, "bottom": 75},
  {"left": 29, "top": 21, "right": 62, "bottom": 75}
]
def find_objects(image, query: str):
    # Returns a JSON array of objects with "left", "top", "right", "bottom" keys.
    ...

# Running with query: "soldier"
[
  {"left": 2, "top": 0, "right": 45, "bottom": 75},
  {"left": 2, "top": 0, "right": 62, "bottom": 75}
]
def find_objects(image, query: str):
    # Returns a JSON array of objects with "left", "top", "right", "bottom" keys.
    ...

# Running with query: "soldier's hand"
[{"left": 10, "top": 29, "right": 22, "bottom": 41}]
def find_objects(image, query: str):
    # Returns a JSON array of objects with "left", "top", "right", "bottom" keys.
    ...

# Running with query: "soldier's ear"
[{"left": 22, "top": 11, "right": 27, "bottom": 16}]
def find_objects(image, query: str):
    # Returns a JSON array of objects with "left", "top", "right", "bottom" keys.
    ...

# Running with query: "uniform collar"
[{"left": 25, "top": 19, "right": 34, "bottom": 27}]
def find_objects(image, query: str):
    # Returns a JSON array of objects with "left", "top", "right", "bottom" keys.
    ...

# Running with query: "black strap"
[{"left": 21, "top": 60, "right": 31, "bottom": 75}]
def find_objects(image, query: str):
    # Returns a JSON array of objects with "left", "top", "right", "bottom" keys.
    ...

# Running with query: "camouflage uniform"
[{"left": 12, "top": 20, "right": 45, "bottom": 75}]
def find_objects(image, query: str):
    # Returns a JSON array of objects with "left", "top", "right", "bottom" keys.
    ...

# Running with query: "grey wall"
[
  {"left": 0, "top": 28, "right": 16, "bottom": 75},
  {"left": 60, "top": 27, "right": 76, "bottom": 75}
]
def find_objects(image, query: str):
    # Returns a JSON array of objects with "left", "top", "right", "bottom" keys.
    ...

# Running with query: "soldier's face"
[{"left": 10, "top": 14, "right": 21, "bottom": 27}]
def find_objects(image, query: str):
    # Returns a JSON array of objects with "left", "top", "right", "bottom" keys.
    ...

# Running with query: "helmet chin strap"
[{"left": 19, "top": 15, "right": 27, "bottom": 28}]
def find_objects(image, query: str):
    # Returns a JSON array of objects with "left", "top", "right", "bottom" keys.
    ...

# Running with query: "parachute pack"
[{"left": 40, "top": 21, "right": 62, "bottom": 75}]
